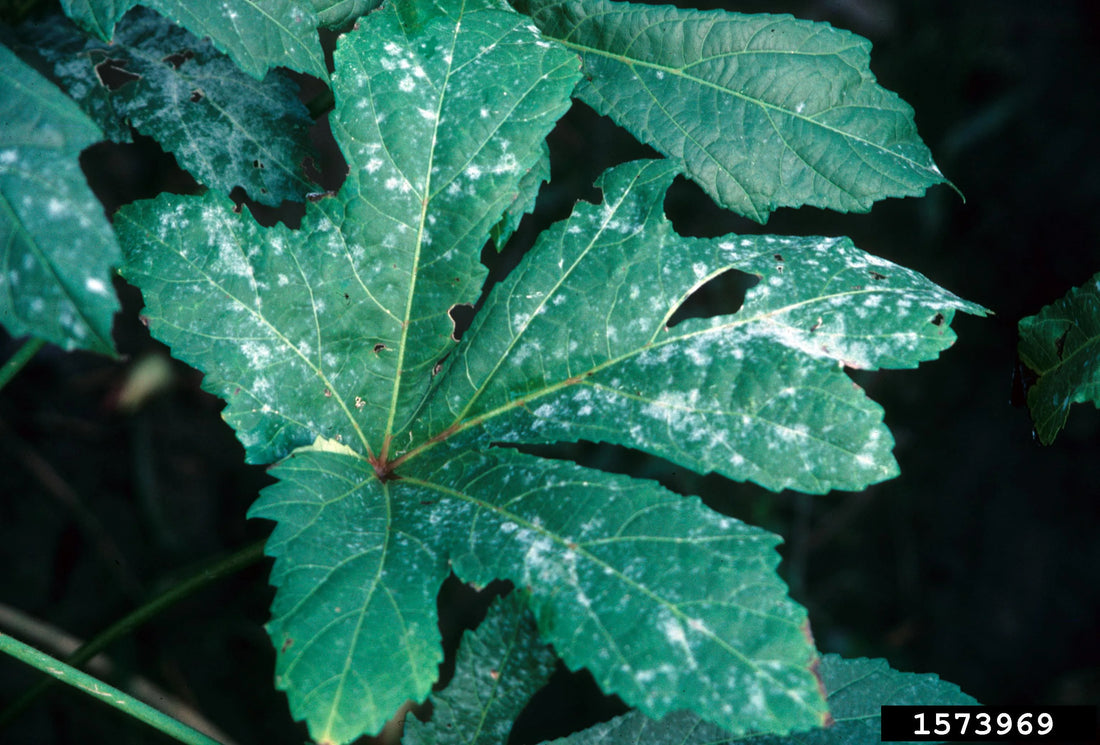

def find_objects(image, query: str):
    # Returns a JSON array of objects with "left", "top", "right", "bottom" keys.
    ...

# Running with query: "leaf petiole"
[{"left": 0, "top": 632, "right": 222, "bottom": 745}]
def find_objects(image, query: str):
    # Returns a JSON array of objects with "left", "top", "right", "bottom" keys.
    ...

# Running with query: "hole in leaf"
[
  {"left": 253, "top": 159, "right": 264, "bottom": 169},
  {"left": 448, "top": 303, "right": 475, "bottom": 341},
  {"left": 94, "top": 58, "right": 140, "bottom": 91},
  {"left": 665, "top": 268, "right": 759, "bottom": 328},
  {"left": 1054, "top": 327, "right": 1070, "bottom": 359},
  {"left": 189, "top": 90, "right": 203, "bottom": 103},
  {"left": 869, "top": 270, "right": 887, "bottom": 280},
  {"left": 931, "top": 312, "right": 945, "bottom": 326},
  {"left": 162, "top": 49, "right": 194, "bottom": 69},
  {"left": 373, "top": 343, "right": 386, "bottom": 353}
]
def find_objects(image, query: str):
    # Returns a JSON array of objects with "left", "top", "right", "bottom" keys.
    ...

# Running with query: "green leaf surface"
[
  {"left": 117, "top": 0, "right": 580, "bottom": 466},
  {"left": 417, "top": 159, "right": 986, "bottom": 493},
  {"left": 250, "top": 442, "right": 826, "bottom": 743},
  {"left": 1018, "top": 271, "right": 1100, "bottom": 444},
  {"left": 141, "top": 0, "right": 327, "bottom": 80},
  {"left": 402, "top": 592, "right": 556, "bottom": 745},
  {"left": 0, "top": 42, "right": 119, "bottom": 353},
  {"left": 12, "top": 9, "right": 317, "bottom": 204},
  {"left": 312, "top": 0, "right": 383, "bottom": 28},
  {"left": 59, "top": 0, "right": 135, "bottom": 40},
  {"left": 548, "top": 653, "right": 978, "bottom": 744},
  {"left": 491, "top": 139, "right": 551, "bottom": 250},
  {"left": 523, "top": 0, "right": 949, "bottom": 222}
]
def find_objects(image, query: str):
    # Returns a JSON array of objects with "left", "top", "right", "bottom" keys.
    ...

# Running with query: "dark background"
[{"left": 1, "top": 0, "right": 1098, "bottom": 743}]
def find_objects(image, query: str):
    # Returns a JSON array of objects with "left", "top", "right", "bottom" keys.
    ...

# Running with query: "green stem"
[
  {"left": 0, "top": 338, "right": 46, "bottom": 391},
  {"left": 0, "top": 539, "right": 267, "bottom": 729},
  {"left": 0, "top": 633, "right": 222, "bottom": 745}
]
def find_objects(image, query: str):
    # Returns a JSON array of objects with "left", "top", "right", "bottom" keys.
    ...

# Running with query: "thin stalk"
[
  {"left": 0, "top": 633, "right": 222, "bottom": 745},
  {"left": 0, "top": 539, "right": 267, "bottom": 729},
  {"left": 0, "top": 337, "right": 46, "bottom": 391}
]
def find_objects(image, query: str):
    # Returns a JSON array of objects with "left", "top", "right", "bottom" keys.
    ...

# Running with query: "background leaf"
[
  {"left": 0, "top": 14, "right": 132, "bottom": 143},
  {"left": 12, "top": 9, "right": 317, "bottom": 205},
  {"left": 1018, "top": 271, "right": 1100, "bottom": 444},
  {"left": 418, "top": 159, "right": 986, "bottom": 493},
  {"left": 0, "top": 41, "right": 119, "bottom": 353},
  {"left": 523, "top": 0, "right": 949, "bottom": 222},
  {"left": 141, "top": 0, "right": 327, "bottom": 80},
  {"left": 548, "top": 654, "right": 978, "bottom": 744},
  {"left": 402, "top": 592, "right": 556, "bottom": 745},
  {"left": 59, "top": 0, "right": 135, "bottom": 41},
  {"left": 311, "top": 0, "right": 383, "bottom": 29}
]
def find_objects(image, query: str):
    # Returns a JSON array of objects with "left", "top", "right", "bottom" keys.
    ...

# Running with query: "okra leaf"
[
  {"left": 59, "top": 0, "right": 135, "bottom": 41},
  {"left": 12, "top": 9, "right": 316, "bottom": 205},
  {"left": 0, "top": 42, "right": 119, "bottom": 353},
  {"left": 115, "top": 0, "right": 983, "bottom": 741},
  {"left": 312, "top": 0, "right": 384, "bottom": 28},
  {"left": 523, "top": 0, "right": 950, "bottom": 222},
  {"left": 1018, "top": 271, "right": 1100, "bottom": 444},
  {"left": 250, "top": 442, "right": 826, "bottom": 744},
  {"left": 419, "top": 159, "right": 986, "bottom": 494},
  {"left": 60, "top": 0, "right": 326, "bottom": 79},
  {"left": 402, "top": 592, "right": 557, "bottom": 745},
  {"left": 142, "top": 0, "right": 326, "bottom": 79}
]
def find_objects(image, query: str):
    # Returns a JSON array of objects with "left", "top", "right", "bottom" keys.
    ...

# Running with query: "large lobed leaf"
[
  {"left": 115, "top": 0, "right": 984, "bottom": 742},
  {"left": 0, "top": 41, "right": 119, "bottom": 353},
  {"left": 1018, "top": 271, "right": 1100, "bottom": 444},
  {"left": 11, "top": 9, "right": 317, "bottom": 205},
  {"left": 523, "top": 0, "right": 950, "bottom": 222}
]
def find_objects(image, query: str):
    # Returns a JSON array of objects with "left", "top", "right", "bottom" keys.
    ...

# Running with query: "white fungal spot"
[{"left": 84, "top": 277, "right": 109, "bottom": 296}]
